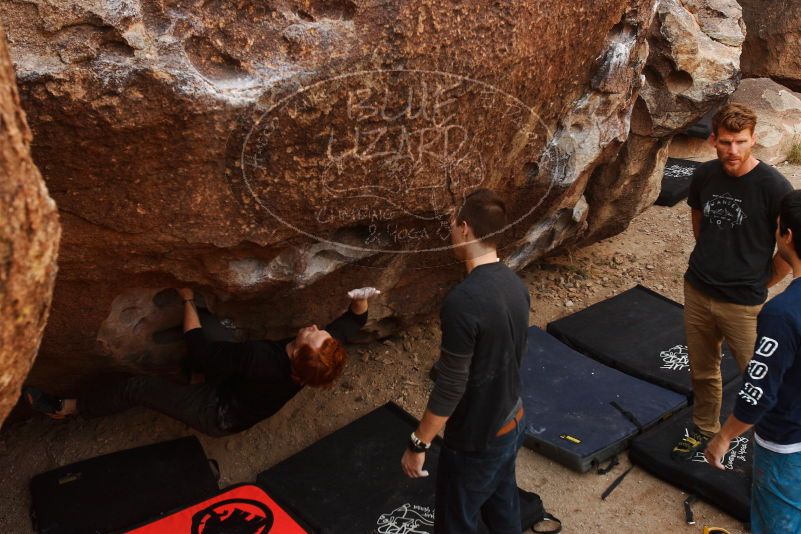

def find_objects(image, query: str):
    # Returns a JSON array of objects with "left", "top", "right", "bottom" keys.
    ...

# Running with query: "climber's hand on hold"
[{"left": 348, "top": 287, "right": 381, "bottom": 314}]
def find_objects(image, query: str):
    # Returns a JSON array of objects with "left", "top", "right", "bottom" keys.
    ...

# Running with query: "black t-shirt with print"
[{"left": 685, "top": 160, "right": 793, "bottom": 305}]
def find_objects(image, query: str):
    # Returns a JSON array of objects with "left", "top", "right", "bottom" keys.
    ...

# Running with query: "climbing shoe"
[
  {"left": 23, "top": 386, "right": 65, "bottom": 419},
  {"left": 671, "top": 427, "right": 710, "bottom": 461}
]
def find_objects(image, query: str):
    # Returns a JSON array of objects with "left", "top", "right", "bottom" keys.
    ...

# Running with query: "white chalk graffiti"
[
  {"left": 691, "top": 431, "right": 749, "bottom": 470},
  {"left": 318, "top": 80, "right": 486, "bottom": 219},
  {"left": 660, "top": 345, "right": 690, "bottom": 372},
  {"left": 376, "top": 503, "right": 435, "bottom": 534},
  {"left": 236, "top": 69, "right": 559, "bottom": 255}
]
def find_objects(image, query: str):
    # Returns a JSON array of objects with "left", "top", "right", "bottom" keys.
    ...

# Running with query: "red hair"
[{"left": 291, "top": 337, "right": 347, "bottom": 387}]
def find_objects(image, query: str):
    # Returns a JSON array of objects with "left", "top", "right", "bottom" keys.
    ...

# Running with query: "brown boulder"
[
  {"left": 730, "top": 78, "right": 801, "bottom": 165},
  {"left": 667, "top": 133, "right": 717, "bottom": 161},
  {"left": 741, "top": 0, "right": 801, "bottom": 92},
  {"left": 670, "top": 78, "right": 801, "bottom": 164},
  {"left": 582, "top": 0, "right": 743, "bottom": 242},
  {"left": 1, "top": 0, "right": 683, "bottom": 392},
  {"left": 0, "top": 24, "right": 60, "bottom": 424},
  {"left": 636, "top": 0, "right": 744, "bottom": 136}
]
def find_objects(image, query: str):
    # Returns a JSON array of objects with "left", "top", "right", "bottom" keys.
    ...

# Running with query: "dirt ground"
[{"left": 2, "top": 163, "right": 800, "bottom": 534}]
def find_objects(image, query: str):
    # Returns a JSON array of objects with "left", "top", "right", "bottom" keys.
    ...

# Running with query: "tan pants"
[{"left": 684, "top": 280, "right": 762, "bottom": 435}]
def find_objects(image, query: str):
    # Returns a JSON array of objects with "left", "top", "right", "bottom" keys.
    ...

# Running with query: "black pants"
[
  {"left": 78, "top": 376, "right": 229, "bottom": 437},
  {"left": 77, "top": 329, "right": 234, "bottom": 437}
]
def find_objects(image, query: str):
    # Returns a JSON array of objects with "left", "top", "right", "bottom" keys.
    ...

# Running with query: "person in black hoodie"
[
  {"left": 704, "top": 190, "right": 801, "bottom": 533},
  {"left": 25, "top": 287, "right": 379, "bottom": 436}
]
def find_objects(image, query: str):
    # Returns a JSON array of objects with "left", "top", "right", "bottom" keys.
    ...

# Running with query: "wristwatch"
[{"left": 408, "top": 431, "right": 431, "bottom": 453}]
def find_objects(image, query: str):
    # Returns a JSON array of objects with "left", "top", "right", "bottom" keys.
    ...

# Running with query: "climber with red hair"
[{"left": 24, "top": 286, "right": 379, "bottom": 436}]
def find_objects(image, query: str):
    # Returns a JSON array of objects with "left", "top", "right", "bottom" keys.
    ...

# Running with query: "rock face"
[
  {"left": 0, "top": 24, "right": 60, "bottom": 424},
  {"left": 0, "top": 0, "right": 740, "bottom": 392},
  {"left": 740, "top": 0, "right": 801, "bottom": 92},
  {"left": 670, "top": 78, "right": 801, "bottom": 164},
  {"left": 638, "top": 0, "right": 744, "bottom": 136},
  {"left": 730, "top": 78, "right": 801, "bottom": 165},
  {"left": 582, "top": 0, "right": 744, "bottom": 242},
  {"left": 667, "top": 133, "right": 717, "bottom": 161}
]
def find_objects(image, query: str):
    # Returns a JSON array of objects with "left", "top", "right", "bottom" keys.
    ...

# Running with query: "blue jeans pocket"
[{"left": 752, "top": 444, "right": 801, "bottom": 534}]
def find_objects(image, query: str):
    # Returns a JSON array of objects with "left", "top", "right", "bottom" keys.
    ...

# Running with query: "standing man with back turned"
[
  {"left": 673, "top": 103, "right": 794, "bottom": 460},
  {"left": 400, "top": 189, "right": 530, "bottom": 533}
]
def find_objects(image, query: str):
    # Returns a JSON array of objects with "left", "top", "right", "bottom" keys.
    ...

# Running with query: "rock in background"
[
  {"left": 671, "top": 0, "right": 801, "bottom": 165},
  {"left": 581, "top": 0, "right": 744, "bottom": 243},
  {"left": 740, "top": 0, "right": 801, "bottom": 92},
  {"left": 730, "top": 78, "right": 801, "bottom": 165},
  {"left": 0, "top": 23, "right": 60, "bottom": 424},
  {"left": 0, "top": 0, "right": 740, "bottom": 392}
]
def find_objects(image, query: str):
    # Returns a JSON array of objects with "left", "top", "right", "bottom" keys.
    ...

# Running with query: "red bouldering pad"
[{"left": 128, "top": 484, "right": 307, "bottom": 534}]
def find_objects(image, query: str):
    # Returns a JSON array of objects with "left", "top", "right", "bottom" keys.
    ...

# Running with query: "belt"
[{"left": 496, "top": 407, "right": 524, "bottom": 437}]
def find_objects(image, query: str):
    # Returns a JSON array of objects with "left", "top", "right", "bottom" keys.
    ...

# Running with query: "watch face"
[{"left": 407, "top": 440, "right": 427, "bottom": 453}]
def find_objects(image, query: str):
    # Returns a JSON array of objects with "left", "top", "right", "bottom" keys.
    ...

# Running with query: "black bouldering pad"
[
  {"left": 30, "top": 437, "right": 219, "bottom": 533},
  {"left": 629, "top": 382, "right": 753, "bottom": 522},
  {"left": 656, "top": 158, "right": 703, "bottom": 207},
  {"left": 256, "top": 403, "right": 549, "bottom": 533},
  {"left": 521, "top": 327, "right": 687, "bottom": 472},
  {"left": 546, "top": 285, "right": 740, "bottom": 399},
  {"left": 683, "top": 110, "right": 714, "bottom": 139}
]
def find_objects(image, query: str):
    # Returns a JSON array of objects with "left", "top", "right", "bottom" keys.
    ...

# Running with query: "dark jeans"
[
  {"left": 435, "top": 419, "right": 524, "bottom": 534},
  {"left": 78, "top": 376, "right": 228, "bottom": 437}
]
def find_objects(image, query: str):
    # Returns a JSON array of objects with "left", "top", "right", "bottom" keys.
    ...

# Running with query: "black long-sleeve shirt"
[
  {"left": 184, "top": 308, "right": 367, "bottom": 433},
  {"left": 427, "top": 262, "right": 530, "bottom": 451}
]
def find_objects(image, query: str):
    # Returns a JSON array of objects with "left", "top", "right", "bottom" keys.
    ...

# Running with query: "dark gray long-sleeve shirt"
[{"left": 426, "top": 262, "right": 530, "bottom": 450}]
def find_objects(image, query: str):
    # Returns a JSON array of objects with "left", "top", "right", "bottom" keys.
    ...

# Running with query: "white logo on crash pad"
[
  {"left": 664, "top": 163, "right": 696, "bottom": 179},
  {"left": 660, "top": 345, "right": 690, "bottom": 372},
  {"left": 691, "top": 431, "right": 749, "bottom": 470},
  {"left": 376, "top": 503, "right": 435, "bottom": 534}
]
